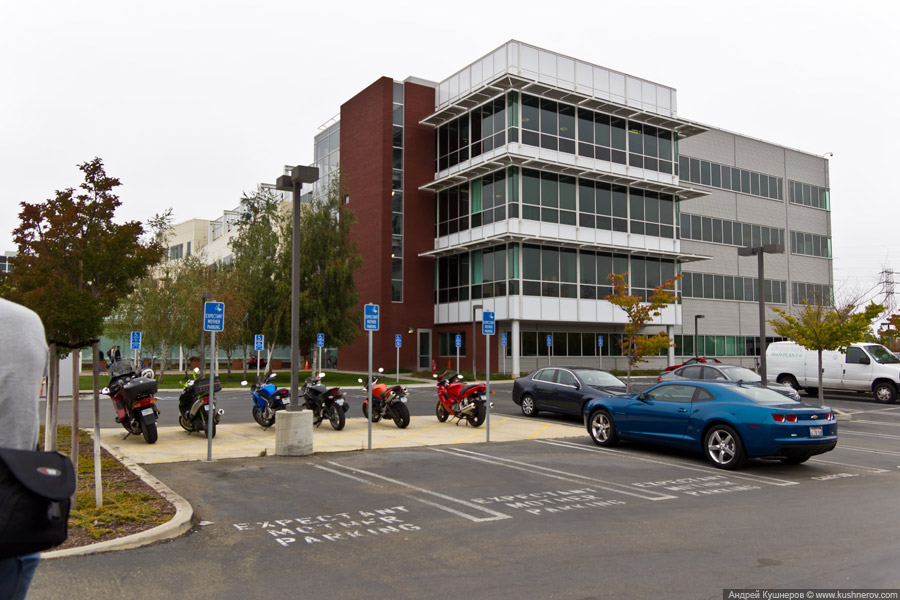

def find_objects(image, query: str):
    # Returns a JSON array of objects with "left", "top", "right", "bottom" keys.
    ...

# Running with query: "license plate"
[
  {"left": 809, "top": 426, "right": 823, "bottom": 438},
  {"left": 141, "top": 408, "right": 154, "bottom": 417}
]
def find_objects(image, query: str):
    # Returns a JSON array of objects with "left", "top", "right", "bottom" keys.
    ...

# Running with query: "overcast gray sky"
[{"left": 2, "top": 0, "right": 897, "bottom": 308}]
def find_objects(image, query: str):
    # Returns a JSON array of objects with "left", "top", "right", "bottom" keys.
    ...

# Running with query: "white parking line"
[
  {"left": 313, "top": 464, "right": 384, "bottom": 487},
  {"left": 431, "top": 446, "right": 677, "bottom": 501},
  {"left": 839, "top": 430, "right": 900, "bottom": 441},
  {"left": 323, "top": 461, "right": 511, "bottom": 522},
  {"left": 537, "top": 439, "right": 798, "bottom": 487},
  {"left": 844, "top": 420, "right": 900, "bottom": 428},
  {"left": 806, "top": 458, "right": 889, "bottom": 473},
  {"left": 838, "top": 445, "right": 900, "bottom": 458}
]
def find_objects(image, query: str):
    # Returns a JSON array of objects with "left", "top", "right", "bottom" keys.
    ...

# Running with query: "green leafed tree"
[
  {"left": 770, "top": 298, "right": 884, "bottom": 405},
  {"left": 605, "top": 271, "right": 682, "bottom": 391},
  {"left": 4, "top": 157, "right": 164, "bottom": 494}
]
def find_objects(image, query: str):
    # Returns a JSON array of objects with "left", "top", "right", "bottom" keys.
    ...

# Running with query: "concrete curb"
[{"left": 41, "top": 439, "right": 194, "bottom": 560}]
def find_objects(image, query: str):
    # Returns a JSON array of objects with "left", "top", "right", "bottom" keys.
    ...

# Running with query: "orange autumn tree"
[{"left": 606, "top": 272, "right": 682, "bottom": 391}]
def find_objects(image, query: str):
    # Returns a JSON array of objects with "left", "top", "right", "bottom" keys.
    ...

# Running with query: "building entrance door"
[{"left": 418, "top": 330, "right": 432, "bottom": 371}]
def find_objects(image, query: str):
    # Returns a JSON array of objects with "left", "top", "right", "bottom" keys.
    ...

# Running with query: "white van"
[{"left": 766, "top": 341, "right": 900, "bottom": 403}]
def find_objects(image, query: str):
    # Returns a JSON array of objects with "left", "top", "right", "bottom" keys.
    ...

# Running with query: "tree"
[
  {"left": 605, "top": 272, "right": 681, "bottom": 391},
  {"left": 4, "top": 157, "right": 164, "bottom": 500},
  {"left": 770, "top": 299, "right": 884, "bottom": 405}
]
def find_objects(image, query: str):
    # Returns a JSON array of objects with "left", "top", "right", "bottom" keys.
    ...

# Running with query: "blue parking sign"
[
  {"left": 598, "top": 335, "right": 604, "bottom": 348},
  {"left": 395, "top": 334, "right": 402, "bottom": 348},
  {"left": 482, "top": 311, "right": 495, "bottom": 335},
  {"left": 203, "top": 302, "right": 225, "bottom": 332},
  {"left": 455, "top": 334, "right": 461, "bottom": 348},
  {"left": 254, "top": 334, "right": 264, "bottom": 351},
  {"left": 364, "top": 304, "right": 379, "bottom": 331},
  {"left": 546, "top": 334, "right": 552, "bottom": 347},
  {"left": 317, "top": 333, "right": 325, "bottom": 348},
  {"left": 501, "top": 333, "right": 507, "bottom": 346},
  {"left": 130, "top": 331, "right": 141, "bottom": 350}
]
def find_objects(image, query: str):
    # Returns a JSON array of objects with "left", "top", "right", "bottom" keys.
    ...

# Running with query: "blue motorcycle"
[{"left": 242, "top": 373, "right": 289, "bottom": 428}]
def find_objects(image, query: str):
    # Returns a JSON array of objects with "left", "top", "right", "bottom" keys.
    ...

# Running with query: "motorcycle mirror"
[
  {"left": 378, "top": 367, "right": 384, "bottom": 373},
  {"left": 456, "top": 374, "right": 463, "bottom": 380},
  {"left": 357, "top": 378, "right": 363, "bottom": 383},
  {"left": 318, "top": 372, "right": 325, "bottom": 378},
  {"left": 432, "top": 374, "right": 438, "bottom": 379},
  {"left": 193, "top": 367, "right": 200, "bottom": 375},
  {"left": 101, "top": 387, "right": 109, "bottom": 395},
  {"left": 141, "top": 368, "right": 155, "bottom": 379},
  {"left": 240, "top": 380, "right": 248, "bottom": 386}
]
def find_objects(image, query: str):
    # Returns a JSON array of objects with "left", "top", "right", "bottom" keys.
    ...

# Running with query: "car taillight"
[
  {"left": 825, "top": 412, "right": 834, "bottom": 421},
  {"left": 772, "top": 414, "right": 797, "bottom": 423}
]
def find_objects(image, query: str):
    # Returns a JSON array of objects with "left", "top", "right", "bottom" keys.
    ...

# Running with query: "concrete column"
[
  {"left": 511, "top": 319, "right": 521, "bottom": 377},
  {"left": 667, "top": 325, "right": 675, "bottom": 367},
  {"left": 275, "top": 410, "right": 314, "bottom": 456}
]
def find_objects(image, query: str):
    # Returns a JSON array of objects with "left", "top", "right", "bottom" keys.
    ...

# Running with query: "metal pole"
[
  {"left": 290, "top": 182, "right": 301, "bottom": 409},
  {"left": 367, "top": 329, "right": 373, "bottom": 450},
  {"left": 92, "top": 341, "right": 102, "bottom": 507},
  {"left": 208, "top": 330, "right": 215, "bottom": 461},
  {"left": 758, "top": 250, "right": 767, "bottom": 386},
  {"left": 486, "top": 333, "right": 491, "bottom": 443},
  {"left": 396, "top": 345, "right": 399, "bottom": 384},
  {"left": 456, "top": 346, "right": 459, "bottom": 373},
  {"left": 472, "top": 318, "right": 477, "bottom": 380}
]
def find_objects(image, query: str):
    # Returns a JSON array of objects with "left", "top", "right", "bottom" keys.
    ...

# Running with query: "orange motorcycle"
[{"left": 358, "top": 368, "right": 410, "bottom": 428}]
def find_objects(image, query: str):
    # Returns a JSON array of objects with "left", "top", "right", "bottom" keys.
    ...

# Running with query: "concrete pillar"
[
  {"left": 275, "top": 410, "right": 314, "bottom": 456},
  {"left": 667, "top": 325, "right": 675, "bottom": 368},
  {"left": 511, "top": 319, "right": 521, "bottom": 377}
]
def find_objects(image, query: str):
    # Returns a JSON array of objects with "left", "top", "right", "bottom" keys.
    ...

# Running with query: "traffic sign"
[
  {"left": 317, "top": 333, "right": 325, "bottom": 348},
  {"left": 482, "top": 311, "right": 495, "bottom": 335},
  {"left": 546, "top": 334, "right": 552, "bottom": 347},
  {"left": 395, "top": 334, "right": 402, "bottom": 348},
  {"left": 254, "top": 334, "right": 264, "bottom": 351},
  {"left": 130, "top": 331, "right": 141, "bottom": 350},
  {"left": 203, "top": 301, "right": 225, "bottom": 332},
  {"left": 598, "top": 335, "right": 604, "bottom": 348},
  {"left": 501, "top": 333, "right": 507, "bottom": 346},
  {"left": 455, "top": 334, "right": 461, "bottom": 348},
  {"left": 364, "top": 304, "right": 380, "bottom": 331}
]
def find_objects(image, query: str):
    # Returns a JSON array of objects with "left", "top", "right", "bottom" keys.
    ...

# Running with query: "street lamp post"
[
  {"left": 694, "top": 314, "right": 705, "bottom": 358},
  {"left": 738, "top": 243, "right": 785, "bottom": 386},
  {"left": 471, "top": 304, "right": 482, "bottom": 380},
  {"left": 276, "top": 165, "right": 320, "bottom": 410}
]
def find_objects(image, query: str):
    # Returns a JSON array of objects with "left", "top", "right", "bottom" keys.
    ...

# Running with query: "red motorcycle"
[
  {"left": 358, "top": 368, "right": 410, "bottom": 429},
  {"left": 103, "top": 360, "right": 160, "bottom": 444},
  {"left": 434, "top": 370, "right": 489, "bottom": 427}
]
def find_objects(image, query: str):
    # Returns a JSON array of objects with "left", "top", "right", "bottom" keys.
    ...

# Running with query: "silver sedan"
[{"left": 658, "top": 364, "right": 802, "bottom": 401}]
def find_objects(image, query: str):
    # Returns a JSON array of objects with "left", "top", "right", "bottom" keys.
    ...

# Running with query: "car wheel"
[
  {"left": 781, "top": 456, "right": 810, "bottom": 465},
  {"left": 520, "top": 394, "right": 538, "bottom": 417},
  {"left": 803, "top": 387, "right": 819, "bottom": 396},
  {"left": 588, "top": 409, "right": 618, "bottom": 447},
  {"left": 873, "top": 382, "right": 898, "bottom": 404},
  {"left": 776, "top": 375, "right": 800, "bottom": 391},
  {"left": 704, "top": 424, "right": 746, "bottom": 470}
]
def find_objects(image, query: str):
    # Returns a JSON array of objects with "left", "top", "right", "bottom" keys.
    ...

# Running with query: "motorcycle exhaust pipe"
[
  {"left": 216, "top": 409, "right": 225, "bottom": 416},
  {"left": 457, "top": 404, "right": 476, "bottom": 415}
]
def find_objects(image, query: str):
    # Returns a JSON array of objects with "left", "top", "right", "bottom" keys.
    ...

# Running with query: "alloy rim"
[
  {"left": 707, "top": 430, "right": 736, "bottom": 464},
  {"left": 522, "top": 397, "right": 534, "bottom": 414},
  {"left": 591, "top": 414, "right": 610, "bottom": 442}
]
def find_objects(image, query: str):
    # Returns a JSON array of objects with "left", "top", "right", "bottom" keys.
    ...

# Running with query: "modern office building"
[{"left": 310, "top": 41, "right": 832, "bottom": 375}]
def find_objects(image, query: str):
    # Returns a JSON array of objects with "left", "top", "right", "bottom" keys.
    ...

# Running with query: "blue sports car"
[{"left": 582, "top": 381, "right": 837, "bottom": 469}]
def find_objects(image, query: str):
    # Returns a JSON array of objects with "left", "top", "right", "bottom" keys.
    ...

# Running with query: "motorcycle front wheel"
[
  {"left": 141, "top": 422, "right": 159, "bottom": 443},
  {"left": 327, "top": 404, "right": 345, "bottom": 431},
  {"left": 391, "top": 402, "right": 411, "bottom": 429},
  {"left": 178, "top": 414, "right": 193, "bottom": 432},
  {"left": 362, "top": 403, "right": 382, "bottom": 423},
  {"left": 436, "top": 401, "right": 449, "bottom": 423},
  {"left": 252, "top": 406, "right": 275, "bottom": 428}
]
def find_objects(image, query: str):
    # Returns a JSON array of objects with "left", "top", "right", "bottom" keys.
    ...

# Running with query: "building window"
[
  {"left": 680, "top": 213, "right": 785, "bottom": 249},
  {"left": 392, "top": 82, "right": 404, "bottom": 302},
  {"left": 169, "top": 244, "right": 183, "bottom": 261},
  {"left": 438, "top": 332, "right": 467, "bottom": 357},
  {"left": 792, "top": 282, "right": 833, "bottom": 305},
  {"left": 682, "top": 271, "right": 787, "bottom": 303},
  {"left": 790, "top": 231, "right": 832, "bottom": 258},
  {"left": 789, "top": 180, "right": 830, "bottom": 210},
  {"left": 679, "top": 155, "right": 783, "bottom": 202}
]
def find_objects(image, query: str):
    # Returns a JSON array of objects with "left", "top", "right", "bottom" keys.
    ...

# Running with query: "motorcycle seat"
[{"left": 461, "top": 384, "right": 484, "bottom": 395}]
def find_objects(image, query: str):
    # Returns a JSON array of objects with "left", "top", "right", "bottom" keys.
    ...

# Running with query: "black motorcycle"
[
  {"left": 103, "top": 360, "right": 160, "bottom": 444},
  {"left": 177, "top": 368, "right": 224, "bottom": 437},
  {"left": 300, "top": 373, "right": 348, "bottom": 431}
]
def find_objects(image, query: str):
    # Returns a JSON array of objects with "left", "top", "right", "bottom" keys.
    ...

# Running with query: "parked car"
[
  {"left": 583, "top": 381, "right": 837, "bottom": 469},
  {"left": 662, "top": 357, "right": 722, "bottom": 372},
  {"left": 512, "top": 367, "right": 628, "bottom": 418},
  {"left": 767, "top": 341, "right": 900, "bottom": 403},
  {"left": 659, "top": 364, "right": 801, "bottom": 401}
]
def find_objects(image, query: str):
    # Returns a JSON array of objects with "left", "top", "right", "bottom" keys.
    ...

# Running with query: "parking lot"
[{"left": 30, "top": 386, "right": 900, "bottom": 599}]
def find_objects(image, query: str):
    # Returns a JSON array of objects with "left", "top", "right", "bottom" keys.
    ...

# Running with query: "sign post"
[
  {"left": 598, "top": 335, "right": 604, "bottom": 370},
  {"left": 254, "top": 334, "right": 264, "bottom": 379},
  {"left": 482, "top": 311, "right": 495, "bottom": 443},
  {"left": 547, "top": 334, "right": 552, "bottom": 367},
  {"left": 316, "top": 333, "right": 324, "bottom": 374},
  {"left": 203, "top": 301, "right": 224, "bottom": 461},
  {"left": 363, "top": 304, "right": 379, "bottom": 450},
  {"left": 395, "top": 334, "right": 402, "bottom": 383},
  {"left": 130, "top": 331, "right": 141, "bottom": 364},
  {"left": 455, "top": 334, "right": 461, "bottom": 373},
  {"left": 501, "top": 333, "right": 507, "bottom": 375}
]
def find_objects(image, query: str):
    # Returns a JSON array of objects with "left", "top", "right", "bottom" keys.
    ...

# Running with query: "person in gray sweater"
[{"left": 0, "top": 297, "right": 48, "bottom": 600}]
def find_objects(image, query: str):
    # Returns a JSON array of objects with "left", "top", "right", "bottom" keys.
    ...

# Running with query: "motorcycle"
[
  {"left": 177, "top": 368, "right": 224, "bottom": 437},
  {"left": 300, "top": 373, "right": 348, "bottom": 431},
  {"left": 242, "top": 373, "right": 289, "bottom": 429},
  {"left": 103, "top": 359, "right": 160, "bottom": 444},
  {"left": 358, "top": 368, "right": 410, "bottom": 429},
  {"left": 433, "top": 370, "right": 489, "bottom": 427}
]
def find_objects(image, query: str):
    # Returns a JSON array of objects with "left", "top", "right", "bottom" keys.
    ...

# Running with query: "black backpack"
[{"left": 0, "top": 448, "right": 76, "bottom": 558}]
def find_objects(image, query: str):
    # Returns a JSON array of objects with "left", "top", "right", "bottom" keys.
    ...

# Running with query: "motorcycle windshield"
[{"left": 109, "top": 360, "right": 136, "bottom": 378}]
